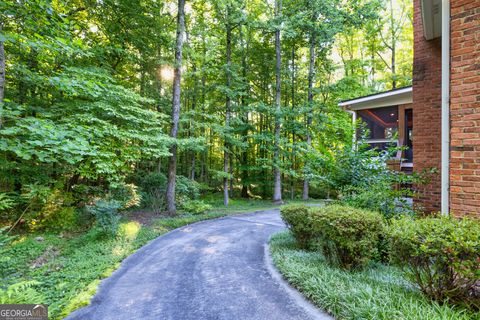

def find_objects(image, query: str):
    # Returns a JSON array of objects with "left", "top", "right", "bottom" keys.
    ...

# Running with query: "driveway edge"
[{"left": 264, "top": 243, "right": 334, "bottom": 320}]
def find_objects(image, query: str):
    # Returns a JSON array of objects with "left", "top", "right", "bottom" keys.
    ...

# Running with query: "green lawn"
[
  {"left": 0, "top": 198, "right": 286, "bottom": 319},
  {"left": 269, "top": 231, "right": 479, "bottom": 320}
]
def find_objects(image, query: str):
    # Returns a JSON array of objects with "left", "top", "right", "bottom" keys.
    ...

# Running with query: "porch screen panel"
[{"left": 357, "top": 106, "right": 398, "bottom": 151}]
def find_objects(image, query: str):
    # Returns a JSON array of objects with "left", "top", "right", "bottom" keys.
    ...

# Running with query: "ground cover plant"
[{"left": 270, "top": 231, "right": 479, "bottom": 320}]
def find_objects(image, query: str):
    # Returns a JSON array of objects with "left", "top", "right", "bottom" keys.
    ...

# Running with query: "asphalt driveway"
[{"left": 67, "top": 209, "right": 331, "bottom": 320}]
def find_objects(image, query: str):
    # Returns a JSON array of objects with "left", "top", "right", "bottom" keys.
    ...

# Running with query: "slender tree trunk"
[
  {"left": 223, "top": 19, "right": 232, "bottom": 207},
  {"left": 290, "top": 44, "right": 295, "bottom": 200},
  {"left": 201, "top": 35, "right": 207, "bottom": 183},
  {"left": 165, "top": 0, "right": 186, "bottom": 215},
  {"left": 0, "top": 27, "right": 5, "bottom": 130},
  {"left": 303, "top": 30, "right": 315, "bottom": 200},
  {"left": 391, "top": 45, "right": 396, "bottom": 89},
  {"left": 273, "top": 0, "right": 283, "bottom": 204},
  {"left": 240, "top": 25, "right": 250, "bottom": 198},
  {"left": 390, "top": 0, "right": 397, "bottom": 89},
  {"left": 190, "top": 64, "right": 198, "bottom": 181}
]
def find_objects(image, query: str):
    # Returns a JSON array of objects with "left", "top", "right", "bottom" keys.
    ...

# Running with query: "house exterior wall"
[
  {"left": 449, "top": 1, "right": 480, "bottom": 217},
  {"left": 412, "top": 0, "right": 442, "bottom": 213}
]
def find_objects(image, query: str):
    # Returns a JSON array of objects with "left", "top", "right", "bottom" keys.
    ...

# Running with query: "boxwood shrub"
[
  {"left": 310, "top": 205, "right": 384, "bottom": 270},
  {"left": 280, "top": 205, "right": 315, "bottom": 249},
  {"left": 280, "top": 204, "right": 384, "bottom": 270},
  {"left": 388, "top": 215, "right": 480, "bottom": 309}
]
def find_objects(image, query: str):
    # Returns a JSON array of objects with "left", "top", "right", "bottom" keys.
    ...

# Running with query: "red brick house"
[{"left": 340, "top": 0, "right": 479, "bottom": 218}]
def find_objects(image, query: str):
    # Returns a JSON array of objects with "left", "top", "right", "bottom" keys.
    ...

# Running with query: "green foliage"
[
  {"left": 86, "top": 200, "right": 122, "bottom": 236},
  {"left": 310, "top": 205, "right": 384, "bottom": 270},
  {"left": 388, "top": 215, "right": 480, "bottom": 309},
  {"left": 132, "top": 171, "right": 167, "bottom": 211},
  {"left": 175, "top": 176, "right": 201, "bottom": 202},
  {"left": 0, "top": 281, "right": 43, "bottom": 304},
  {"left": 108, "top": 183, "right": 141, "bottom": 209},
  {"left": 269, "top": 231, "right": 477, "bottom": 320},
  {"left": 180, "top": 200, "right": 212, "bottom": 215},
  {"left": 0, "top": 226, "right": 16, "bottom": 248},
  {"left": 0, "top": 193, "right": 15, "bottom": 212},
  {"left": 280, "top": 205, "right": 316, "bottom": 249},
  {"left": 280, "top": 204, "right": 385, "bottom": 269}
]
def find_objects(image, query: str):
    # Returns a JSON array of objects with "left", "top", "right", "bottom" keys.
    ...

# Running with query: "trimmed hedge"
[
  {"left": 311, "top": 205, "right": 384, "bottom": 270},
  {"left": 280, "top": 205, "right": 315, "bottom": 249},
  {"left": 388, "top": 215, "right": 480, "bottom": 309},
  {"left": 280, "top": 204, "right": 384, "bottom": 270}
]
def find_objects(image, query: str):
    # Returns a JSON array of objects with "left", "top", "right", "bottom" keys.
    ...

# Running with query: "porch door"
[{"left": 404, "top": 109, "right": 413, "bottom": 163}]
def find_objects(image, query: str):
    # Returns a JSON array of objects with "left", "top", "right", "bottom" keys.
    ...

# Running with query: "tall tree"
[
  {"left": 0, "top": 23, "right": 4, "bottom": 129},
  {"left": 273, "top": 0, "right": 283, "bottom": 204},
  {"left": 302, "top": 3, "right": 317, "bottom": 200},
  {"left": 223, "top": 5, "right": 233, "bottom": 207},
  {"left": 166, "top": 0, "right": 186, "bottom": 214}
]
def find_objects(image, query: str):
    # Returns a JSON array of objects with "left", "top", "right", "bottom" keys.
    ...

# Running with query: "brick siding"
[
  {"left": 449, "top": 0, "right": 480, "bottom": 217},
  {"left": 412, "top": 0, "right": 442, "bottom": 213}
]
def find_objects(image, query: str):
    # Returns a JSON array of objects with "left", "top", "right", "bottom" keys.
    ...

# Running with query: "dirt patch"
[
  {"left": 125, "top": 210, "right": 169, "bottom": 226},
  {"left": 30, "top": 245, "right": 60, "bottom": 269}
]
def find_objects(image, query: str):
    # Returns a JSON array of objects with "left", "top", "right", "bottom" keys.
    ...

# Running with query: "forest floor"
[{"left": 1, "top": 197, "right": 317, "bottom": 319}]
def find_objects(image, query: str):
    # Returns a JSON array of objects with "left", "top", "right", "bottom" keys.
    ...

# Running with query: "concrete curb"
[{"left": 264, "top": 243, "right": 334, "bottom": 320}]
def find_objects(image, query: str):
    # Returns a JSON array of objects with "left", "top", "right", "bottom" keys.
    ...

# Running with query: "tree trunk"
[
  {"left": 290, "top": 44, "right": 295, "bottom": 200},
  {"left": 165, "top": 0, "right": 186, "bottom": 215},
  {"left": 0, "top": 28, "right": 5, "bottom": 130},
  {"left": 240, "top": 25, "right": 250, "bottom": 198},
  {"left": 190, "top": 63, "right": 198, "bottom": 181},
  {"left": 273, "top": 0, "right": 283, "bottom": 204},
  {"left": 390, "top": 0, "right": 397, "bottom": 89},
  {"left": 303, "top": 30, "right": 315, "bottom": 201},
  {"left": 223, "top": 19, "right": 232, "bottom": 207}
]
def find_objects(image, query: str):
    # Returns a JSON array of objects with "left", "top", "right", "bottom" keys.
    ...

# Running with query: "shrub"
[
  {"left": 388, "top": 215, "right": 480, "bottom": 309},
  {"left": 23, "top": 187, "right": 78, "bottom": 231},
  {"left": 280, "top": 205, "right": 316, "bottom": 249},
  {"left": 311, "top": 205, "right": 384, "bottom": 270},
  {"left": 133, "top": 171, "right": 167, "bottom": 210},
  {"left": 86, "top": 200, "right": 122, "bottom": 235},
  {"left": 176, "top": 175, "right": 200, "bottom": 201},
  {"left": 180, "top": 200, "right": 212, "bottom": 215},
  {"left": 109, "top": 183, "right": 141, "bottom": 209}
]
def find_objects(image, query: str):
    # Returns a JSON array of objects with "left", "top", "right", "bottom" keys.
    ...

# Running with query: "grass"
[
  {"left": 0, "top": 197, "right": 288, "bottom": 319},
  {"left": 269, "top": 231, "right": 479, "bottom": 320}
]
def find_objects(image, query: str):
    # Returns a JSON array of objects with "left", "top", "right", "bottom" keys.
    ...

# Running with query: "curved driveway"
[{"left": 67, "top": 209, "right": 331, "bottom": 320}]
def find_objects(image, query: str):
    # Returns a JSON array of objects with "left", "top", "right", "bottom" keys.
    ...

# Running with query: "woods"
[{"left": 0, "top": 0, "right": 413, "bottom": 222}]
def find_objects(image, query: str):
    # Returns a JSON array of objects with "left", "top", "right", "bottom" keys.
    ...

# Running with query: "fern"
[
  {"left": 0, "top": 226, "right": 17, "bottom": 248},
  {"left": 0, "top": 193, "right": 15, "bottom": 211},
  {"left": 0, "top": 280, "right": 44, "bottom": 304}
]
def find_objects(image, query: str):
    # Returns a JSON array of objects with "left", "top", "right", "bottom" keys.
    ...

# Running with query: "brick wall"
[
  {"left": 449, "top": 1, "right": 480, "bottom": 217},
  {"left": 412, "top": 0, "right": 442, "bottom": 212}
]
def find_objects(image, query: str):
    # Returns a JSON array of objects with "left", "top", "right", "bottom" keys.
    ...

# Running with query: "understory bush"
[
  {"left": 108, "top": 183, "right": 141, "bottom": 209},
  {"left": 311, "top": 205, "right": 384, "bottom": 270},
  {"left": 180, "top": 200, "right": 212, "bottom": 215},
  {"left": 133, "top": 171, "right": 167, "bottom": 211},
  {"left": 86, "top": 200, "right": 122, "bottom": 235},
  {"left": 280, "top": 205, "right": 315, "bottom": 249},
  {"left": 132, "top": 172, "right": 201, "bottom": 212},
  {"left": 388, "top": 215, "right": 480, "bottom": 309}
]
